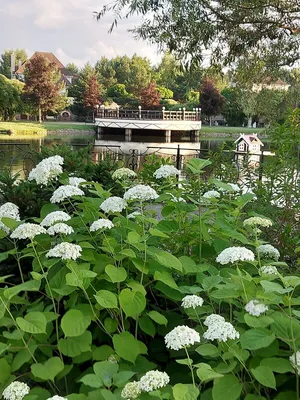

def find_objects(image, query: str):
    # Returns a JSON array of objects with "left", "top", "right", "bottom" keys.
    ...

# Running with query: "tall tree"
[
  {"left": 0, "top": 49, "right": 27, "bottom": 78},
  {"left": 239, "top": 90, "right": 258, "bottom": 128},
  {"left": 96, "top": 1, "right": 300, "bottom": 67},
  {"left": 221, "top": 88, "right": 245, "bottom": 126},
  {"left": 199, "top": 78, "right": 224, "bottom": 126},
  {"left": 140, "top": 81, "right": 161, "bottom": 109},
  {"left": 66, "top": 63, "right": 79, "bottom": 74},
  {"left": 83, "top": 73, "right": 101, "bottom": 115},
  {"left": 23, "top": 54, "right": 64, "bottom": 123},
  {"left": 0, "top": 75, "right": 24, "bottom": 120},
  {"left": 95, "top": 57, "right": 117, "bottom": 89}
]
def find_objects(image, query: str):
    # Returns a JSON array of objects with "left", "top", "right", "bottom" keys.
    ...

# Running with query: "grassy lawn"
[
  {"left": 201, "top": 126, "right": 265, "bottom": 134},
  {"left": 0, "top": 121, "right": 94, "bottom": 135},
  {"left": 43, "top": 122, "right": 94, "bottom": 131}
]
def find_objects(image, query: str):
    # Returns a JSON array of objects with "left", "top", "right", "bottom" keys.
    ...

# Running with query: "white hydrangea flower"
[
  {"left": 121, "top": 382, "right": 141, "bottom": 399},
  {"left": 90, "top": 219, "right": 114, "bottom": 232},
  {"left": 47, "top": 396, "right": 67, "bottom": 400},
  {"left": 50, "top": 185, "right": 84, "bottom": 204},
  {"left": 46, "top": 242, "right": 82, "bottom": 260},
  {"left": 216, "top": 247, "right": 255, "bottom": 265},
  {"left": 245, "top": 300, "right": 268, "bottom": 317},
  {"left": 290, "top": 352, "right": 300, "bottom": 375},
  {"left": 243, "top": 217, "right": 273, "bottom": 228},
  {"left": 203, "top": 314, "right": 239, "bottom": 342},
  {"left": 228, "top": 183, "right": 240, "bottom": 192},
  {"left": 100, "top": 197, "right": 127, "bottom": 213},
  {"left": 124, "top": 185, "right": 159, "bottom": 202},
  {"left": 168, "top": 193, "right": 186, "bottom": 203},
  {"left": 0, "top": 221, "right": 10, "bottom": 234},
  {"left": 203, "top": 190, "right": 221, "bottom": 199},
  {"left": 0, "top": 202, "right": 20, "bottom": 220},
  {"left": 112, "top": 168, "right": 137, "bottom": 180},
  {"left": 181, "top": 295, "right": 204, "bottom": 309},
  {"left": 259, "top": 265, "right": 278, "bottom": 275},
  {"left": 153, "top": 165, "right": 180, "bottom": 179},
  {"left": 10, "top": 223, "right": 46, "bottom": 240},
  {"left": 165, "top": 325, "right": 200, "bottom": 350},
  {"left": 28, "top": 156, "right": 64, "bottom": 185},
  {"left": 258, "top": 244, "right": 280, "bottom": 261},
  {"left": 2, "top": 381, "right": 30, "bottom": 400},
  {"left": 138, "top": 370, "right": 170, "bottom": 392},
  {"left": 41, "top": 211, "right": 71, "bottom": 227},
  {"left": 68, "top": 177, "right": 86, "bottom": 187},
  {"left": 127, "top": 211, "right": 141, "bottom": 219},
  {"left": 47, "top": 223, "right": 74, "bottom": 236}
]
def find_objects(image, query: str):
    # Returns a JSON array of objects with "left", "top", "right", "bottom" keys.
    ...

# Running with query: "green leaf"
[
  {"left": 260, "top": 280, "right": 292, "bottom": 294},
  {"left": 113, "top": 371, "right": 135, "bottom": 387},
  {"left": 80, "top": 374, "right": 102, "bottom": 388},
  {"left": 154, "top": 251, "right": 182, "bottom": 271},
  {"left": 148, "top": 310, "right": 168, "bottom": 325},
  {"left": 197, "top": 363, "right": 223, "bottom": 382},
  {"left": 100, "top": 390, "right": 117, "bottom": 400},
  {"left": 251, "top": 366, "right": 276, "bottom": 389},
  {"left": 139, "top": 316, "right": 156, "bottom": 336},
  {"left": 121, "top": 249, "right": 136, "bottom": 258},
  {"left": 31, "top": 357, "right": 64, "bottom": 381},
  {"left": 127, "top": 231, "right": 141, "bottom": 244},
  {"left": 154, "top": 270, "right": 178, "bottom": 289},
  {"left": 271, "top": 312, "right": 300, "bottom": 348},
  {"left": 12, "top": 342, "right": 37, "bottom": 372},
  {"left": 61, "top": 310, "right": 91, "bottom": 337},
  {"left": 94, "top": 361, "right": 119, "bottom": 387},
  {"left": 0, "top": 358, "right": 11, "bottom": 384},
  {"left": 260, "top": 357, "right": 294, "bottom": 373},
  {"left": 212, "top": 375, "right": 243, "bottom": 400},
  {"left": 105, "top": 265, "right": 127, "bottom": 283},
  {"left": 4, "top": 280, "right": 41, "bottom": 300},
  {"left": 119, "top": 289, "right": 146, "bottom": 319},
  {"left": 94, "top": 290, "right": 118, "bottom": 309},
  {"left": 240, "top": 329, "right": 275, "bottom": 350},
  {"left": 113, "top": 332, "right": 146, "bottom": 363},
  {"left": 245, "top": 395, "right": 266, "bottom": 400},
  {"left": 244, "top": 314, "right": 274, "bottom": 328},
  {"left": 187, "top": 158, "right": 212, "bottom": 174},
  {"left": 58, "top": 331, "right": 92, "bottom": 357},
  {"left": 16, "top": 312, "right": 47, "bottom": 334},
  {"left": 149, "top": 228, "right": 169, "bottom": 238},
  {"left": 196, "top": 344, "right": 220, "bottom": 357},
  {"left": 173, "top": 383, "right": 199, "bottom": 400}
]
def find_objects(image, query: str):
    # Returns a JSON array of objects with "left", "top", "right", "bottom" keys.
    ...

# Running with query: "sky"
[{"left": 0, "top": 0, "right": 162, "bottom": 68}]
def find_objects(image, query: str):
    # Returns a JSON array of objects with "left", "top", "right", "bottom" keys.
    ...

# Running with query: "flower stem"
[{"left": 184, "top": 346, "right": 195, "bottom": 387}]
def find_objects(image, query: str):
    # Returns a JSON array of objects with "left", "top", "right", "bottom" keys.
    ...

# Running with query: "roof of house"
[
  {"left": 234, "top": 134, "right": 264, "bottom": 146},
  {"left": 15, "top": 52, "right": 75, "bottom": 76}
]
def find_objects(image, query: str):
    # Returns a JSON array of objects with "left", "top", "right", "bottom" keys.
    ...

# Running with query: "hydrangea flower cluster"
[
  {"left": 28, "top": 156, "right": 64, "bottom": 185},
  {"left": 259, "top": 265, "right": 278, "bottom": 275},
  {"left": 0, "top": 221, "right": 10, "bottom": 234},
  {"left": 100, "top": 197, "right": 127, "bottom": 213},
  {"left": 47, "top": 223, "right": 74, "bottom": 236},
  {"left": 258, "top": 244, "right": 280, "bottom": 261},
  {"left": 165, "top": 325, "right": 200, "bottom": 350},
  {"left": 68, "top": 177, "right": 86, "bottom": 187},
  {"left": 121, "top": 381, "right": 141, "bottom": 399},
  {"left": 243, "top": 217, "right": 273, "bottom": 228},
  {"left": 47, "top": 396, "right": 68, "bottom": 400},
  {"left": 138, "top": 370, "right": 170, "bottom": 392},
  {"left": 203, "top": 314, "right": 239, "bottom": 342},
  {"left": 2, "top": 381, "right": 30, "bottom": 400},
  {"left": 50, "top": 185, "right": 85, "bottom": 204},
  {"left": 41, "top": 211, "right": 71, "bottom": 227},
  {"left": 112, "top": 168, "right": 137, "bottom": 180},
  {"left": 0, "top": 202, "right": 20, "bottom": 220},
  {"left": 245, "top": 300, "right": 268, "bottom": 316},
  {"left": 153, "top": 165, "right": 180, "bottom": 179},
  {"left": 124, "top": 185, "right": 159, "bottom": 202},
  {"left": 181, "top": 295, "right": 204, "bottom": 309},
  {"left": 216, "top": 246, "right": 255, "bottom": 265},
  {"left": 127, "top": 211, "right": 141, "bottom": 219},
  {"left": 227, "top": 183, "right": 240, "bottom": 192},
  {"left": 203, "top": 190, "right": 220, "bottom": 199},
  {"left": 46, "top": 242, "right": 82, "bottom": 260},
  {"left": 290, "top": 352, "right": 300, "bottom": 375},
  {"left": 90, "top": 219, "right": 114, "bottom": 232},
  {"left": 10, "top": 223, "right": 46, "bottom": 240}
]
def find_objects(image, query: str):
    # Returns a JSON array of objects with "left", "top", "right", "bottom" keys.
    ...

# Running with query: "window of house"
[{"left": 239, "top": 142, "right": 245, "bottom": 151}]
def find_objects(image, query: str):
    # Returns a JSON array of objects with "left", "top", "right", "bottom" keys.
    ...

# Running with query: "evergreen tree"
[{"left": 0, "top": 49, "right": 27, "bottom": 78}]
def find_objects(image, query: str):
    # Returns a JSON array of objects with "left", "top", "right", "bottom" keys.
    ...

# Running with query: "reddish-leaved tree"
[
  {"left": 199, "top": 78, "right": 225, "bottom": 125},
  {"left": 83, "top": 73, "right": 101, "bottom": 115},
  {"left": 140, "top": 81, "right": 161, "bottom": 109},
  {"left": 23, "top": 54, "right": 63, "bottom": 123}
]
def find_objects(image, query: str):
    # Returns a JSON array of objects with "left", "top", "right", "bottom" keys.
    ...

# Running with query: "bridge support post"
[
  {"left": 165, "top": 130, "right": 171, "bottom": 143},
  {"left": 125, "top": 128, "right": 132, "bottom": 142},
  {"left": 96, "top": 126, "right": 103, "bottom": 139}
]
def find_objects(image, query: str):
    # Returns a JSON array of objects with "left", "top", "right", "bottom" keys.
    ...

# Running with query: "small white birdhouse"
[{"left": 234, "top": 134, "right": 264, "bottom": 154}]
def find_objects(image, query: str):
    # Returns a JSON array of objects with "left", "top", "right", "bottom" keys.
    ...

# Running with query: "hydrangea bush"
[{"left": 0, "top": 156, "right": 299, "bottom": 400}]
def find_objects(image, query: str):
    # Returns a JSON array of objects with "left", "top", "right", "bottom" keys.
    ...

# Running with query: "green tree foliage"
[
  {"left": 0, "top": 75, "right": 24, "bottom": 120},
  {"left": 0, "top": 49, "right": 27, "bottom": 78},
  {"left": 221, "top": 88, "right": 245, "bottom": 126},
  {"left": 66, "top": 63, "right": 79, "bottom": 74},
  {"left": 239, "top": 90, "right": 258, "bottom": 128},
  {"left": 157, "top": 86, "right": 173, "bottom": 99},
  {"left": 23, "top": 54, "right": 64, "bottom": 123},
  {"left": 255, "top": 89, "right": 285, "bottom": 125},
  {"left": 96, "top": 0, "right": 300, "bottom": 67},
  {"left": 106, "top": 83, "right": 134, "bottom": 105},
  {"left": 199, "top": 78, "right": 224, "bottom": 124},
  {"left": 68, "top": 63, "right": 95, "bottom": 117},
  {"left": 95, "top": 57, "right": 117, "bottom": 89}
]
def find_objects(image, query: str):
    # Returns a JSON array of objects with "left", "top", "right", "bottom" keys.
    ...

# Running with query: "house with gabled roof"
[{"left": 234, "top": 133, "right": 264, "bottom": 153}]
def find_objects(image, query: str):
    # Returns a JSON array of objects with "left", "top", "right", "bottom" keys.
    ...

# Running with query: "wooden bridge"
[{"left": 94, "top": 107, "right": 202, "bottom": 142}]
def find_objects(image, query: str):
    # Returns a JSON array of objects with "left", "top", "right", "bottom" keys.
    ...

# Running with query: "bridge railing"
[{"left": 96, "top": 108, "right": 201, "bottom": 121}]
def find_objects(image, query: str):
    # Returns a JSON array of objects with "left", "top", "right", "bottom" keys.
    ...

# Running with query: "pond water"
[{"left": 0, "top": 131, "right": 271, "bottom": 176}]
